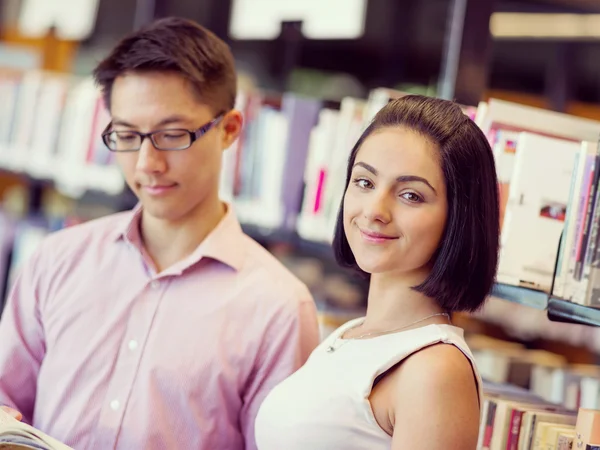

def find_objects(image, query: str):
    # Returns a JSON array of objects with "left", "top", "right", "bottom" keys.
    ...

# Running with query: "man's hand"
[{"left": 0, "top": 406, "right": 22, "bottom": 421}]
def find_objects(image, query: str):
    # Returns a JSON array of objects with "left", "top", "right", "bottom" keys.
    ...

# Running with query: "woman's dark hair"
[
  {"left": 332, "top": 95, "right": 500, "bottom": 313},
  {"left": 93, "top": 17, "right": 236, "bottom": 114}
]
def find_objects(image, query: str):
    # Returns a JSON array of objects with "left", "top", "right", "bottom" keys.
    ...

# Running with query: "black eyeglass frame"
[{"left": 101, "top": 114, "right": 225, "bottom": 152}]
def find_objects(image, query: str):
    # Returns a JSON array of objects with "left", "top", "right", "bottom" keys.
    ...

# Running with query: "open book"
[{"left": 0, "top": 409, "right": 72, "bottom": 449}]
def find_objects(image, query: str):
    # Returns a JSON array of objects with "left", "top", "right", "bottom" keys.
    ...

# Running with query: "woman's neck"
[{"left": 361, "top": 271, "right": 446, "bottom": 332}]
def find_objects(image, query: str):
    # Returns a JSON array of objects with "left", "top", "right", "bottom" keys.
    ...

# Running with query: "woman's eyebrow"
[{"left": 353, "top": 161, "right": 436, "bottom": 193}]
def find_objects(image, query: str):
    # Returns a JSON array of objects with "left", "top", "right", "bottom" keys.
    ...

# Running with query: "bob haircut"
[
  {"left": 93, "top": 17, "right": 236, "bottom": 115},
  {"left": 332, "top": 94, "right": 500, "bottom": 313}
]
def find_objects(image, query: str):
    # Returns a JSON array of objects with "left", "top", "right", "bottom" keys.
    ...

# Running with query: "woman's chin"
[
  {"left": 355, "top": 259, "right": 389, "bottom": 275},
  {"left": 355, "top": 259, "right": 430, "bottom": 282}
]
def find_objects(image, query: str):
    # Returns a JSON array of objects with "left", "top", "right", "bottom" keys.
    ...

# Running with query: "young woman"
[{"left": 254, "top": 95, "right": 500, "bottom": 449}]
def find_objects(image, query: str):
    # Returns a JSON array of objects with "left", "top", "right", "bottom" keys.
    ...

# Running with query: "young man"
[{"left": 0, "top": 17, "right": 320, "bottom": 450}]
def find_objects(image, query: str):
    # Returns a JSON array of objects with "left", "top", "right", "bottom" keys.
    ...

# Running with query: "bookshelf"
[
  {"left": 0, "top": 71, "right": 597, "bottom": 343},
  {"left": 491, "top": 283, "right": 548, "bottom": 310},
  {"left": 0, "top": 54, "right": 599, "bottom": 354},
  {"left": 547, "top": 297, "right": 600, "bottom": 327},
  {"left": 492, "top": 283, "right": 600, "bottom": 327}
]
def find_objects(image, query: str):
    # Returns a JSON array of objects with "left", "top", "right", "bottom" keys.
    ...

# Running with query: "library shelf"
[
  {"left": 491, "top": 283, "right": 600, "bottom": 327},
  {"left": 546, "top": 297, "right": 600, "bottom": 327},
  {"left": 490, "top": 283, "right": 548, "bottom": 310},
  {"left": 491, "top": 283, "right": 548, "bottom": 309}
]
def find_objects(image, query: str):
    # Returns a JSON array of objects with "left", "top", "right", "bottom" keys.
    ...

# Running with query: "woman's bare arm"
[{"left": 389, "top": 344, "right": 480, "bottom": 450}]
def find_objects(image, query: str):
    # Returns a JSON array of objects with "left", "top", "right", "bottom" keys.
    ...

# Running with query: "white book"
[
  {"left": 27, "top": 73, "right": 71, "bottom": 179},
  {"left": 234, "top": 106, "right": 288, "bottom": 228},
  {"left": 297, "top": 108, "right": 339, "bottom": 242},
  {"left": 9, "top": 71, "right": 43, "bottom": 171},
  {"left": 322, "top": 97, "right": 366, "bottom": 241},
  {"left": 492, "top": 130, "right": 520, "bottom": 184},
  {"left": 256, "top": 108, "right": 288, "bottom": 229},
  {"left": 479, "top": 98, "right": 600, "bottom": 143},
  {"left": 497, "top": 132, "right": 580, "bottom": 292},
  {"left": 53, "top": 78, "right": 101, "bottom": 197},
  {"left": 18, "top": 0, "right": 100, "bottom": 40}
]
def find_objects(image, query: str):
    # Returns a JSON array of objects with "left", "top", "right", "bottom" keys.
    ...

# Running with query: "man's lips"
[{"left": 140, "top": 183, "right": 178, "bottom": 195}]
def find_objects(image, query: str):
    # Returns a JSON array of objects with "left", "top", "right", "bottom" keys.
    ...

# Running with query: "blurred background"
[
  {"left": 4, "top": 1, "right": 600, "bottom": 437},
  {"left": 7, "top": 0, "right": 600, "bottom": 112}
]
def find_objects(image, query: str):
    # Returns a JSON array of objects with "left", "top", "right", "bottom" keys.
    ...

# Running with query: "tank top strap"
[{"left": 348, "top": 324, "right": 482, "bottom": 406}]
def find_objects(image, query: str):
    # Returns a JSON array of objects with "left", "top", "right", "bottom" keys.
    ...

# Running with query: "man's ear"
[{"left": 220, "top": 110, "right": 243, "bottom": 150}]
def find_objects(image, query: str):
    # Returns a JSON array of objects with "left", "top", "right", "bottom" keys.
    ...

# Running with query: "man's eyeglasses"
[{"left": 101, "top": 115, "right": 224, "bottom": 152}]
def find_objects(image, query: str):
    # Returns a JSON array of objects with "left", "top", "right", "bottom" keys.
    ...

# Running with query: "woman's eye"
[
  {"left": 353, "top": 178, "right": 373, "bottom": 189},
  {"left": 401, "top": 192, "right": 422, "bottom": 203}
]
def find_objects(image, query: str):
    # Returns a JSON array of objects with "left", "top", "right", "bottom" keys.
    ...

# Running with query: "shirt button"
[
  {"left": 150, "top": 280, "right": 160, "bottom": 289},
  {"left": 110, "top": 400, "right": 120, "bottom": 411},
  {"left": 128, "top": 340, "right": 138, "bottom": 351}
]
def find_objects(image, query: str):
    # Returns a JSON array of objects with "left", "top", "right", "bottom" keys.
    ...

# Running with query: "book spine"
[
  {"left": 506, "top": 410, "right": 524, "bottom": 450},
  {"left": 575, "top": 159, "right": 597, "bottom": 280},
  {"left": 483, "top": 401, "right": 497, "bottom": 449},
  {"left": 576, "top": 149, "right": 600, "bottom": 282}
]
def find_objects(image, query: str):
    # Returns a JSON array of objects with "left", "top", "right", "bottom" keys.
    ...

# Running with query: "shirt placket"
[{"left": 89, "top": 275, "right": 167, "bottom": 449}]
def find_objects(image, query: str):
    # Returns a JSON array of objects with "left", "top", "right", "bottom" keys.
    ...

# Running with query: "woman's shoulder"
[
  {"left": 395, "top": 342, "right": 478, "bottom": 389},
  {"left": 377, "top": 342, "right": 481, "bottom": 447}
]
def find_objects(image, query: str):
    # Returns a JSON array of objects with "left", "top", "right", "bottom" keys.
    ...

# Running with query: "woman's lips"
[{"left": 359, "top": 228, "right": 398, "bottom": 244}]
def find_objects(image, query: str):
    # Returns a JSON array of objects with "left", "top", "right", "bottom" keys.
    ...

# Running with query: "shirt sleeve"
[
  {"left": 240, "top": 296, "right": 320, "bottom": 450},
  {"left": 0, "top": 248, "right": 46, "bottom": 424}
]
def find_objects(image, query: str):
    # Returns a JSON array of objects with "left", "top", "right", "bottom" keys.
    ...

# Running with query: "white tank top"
[{"left": 254, "top": 318, "right": 482, "bottom": 450}]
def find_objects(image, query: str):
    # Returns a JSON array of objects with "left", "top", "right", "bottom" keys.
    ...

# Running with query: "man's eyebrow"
[
  {"left": 111, "top": 115, "right": 190, "bottom": 128},
  {"left": 353, "top": 161, "right": 436, "bottom": 193}
]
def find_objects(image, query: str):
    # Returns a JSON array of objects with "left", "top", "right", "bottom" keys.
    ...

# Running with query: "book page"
[{"left": 0, "top": 409, "right": 73, "bottom": 450}]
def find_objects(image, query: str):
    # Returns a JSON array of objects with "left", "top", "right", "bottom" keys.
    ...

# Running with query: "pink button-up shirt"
[{"left": 0, "top": 204, "right": 320, "bottom": 449}]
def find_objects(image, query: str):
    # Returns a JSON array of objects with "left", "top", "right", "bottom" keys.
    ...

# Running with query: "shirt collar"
[{"left": 113, "top": 202, "right": 246, "bottom": 272}]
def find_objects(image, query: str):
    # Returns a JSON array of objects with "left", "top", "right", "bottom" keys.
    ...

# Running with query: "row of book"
[
  {"left": 470, "top": 333, "right": 600, "bottom": 449},
  {"left": 3, "top": 66, "right": 594, "bottom": 309},
  {"left": 3, "top": 67, "right": 600, "bottom": 342},
  {"left": 0, "top": 69, "right": 124, "bottom": 198},
  {"left": 219, "top": 87, "right": 433, "bottom": 234},
  {"left": 478, "top": 100, "right": 600, "bottom": 308},
  {"left": 479, "top": 380, "right": 599, "bottom": 450},
  {"left": 468, "top": 334, "right": 600, "bottom": 412},
  {"left": 3, "top": 67, "right": 600, "bottom": 309},
  {"left": 218, "top": 87, "right": 600, "bottom": 311}
]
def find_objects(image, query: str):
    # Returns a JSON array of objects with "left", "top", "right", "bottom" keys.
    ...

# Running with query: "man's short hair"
[{"left": 93, "top": 17, "right": 237, "bottom": 114}]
